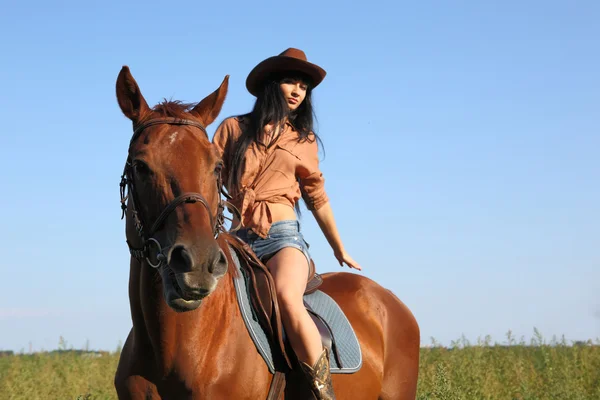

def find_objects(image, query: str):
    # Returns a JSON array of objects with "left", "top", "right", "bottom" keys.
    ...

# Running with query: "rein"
[{"left": 119, "top": 117, "right": 238, "bottom": 268}]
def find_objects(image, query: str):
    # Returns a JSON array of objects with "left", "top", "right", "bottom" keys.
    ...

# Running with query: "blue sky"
[{"left": 0, "top": 0, "right": 598, "bottom": 352}]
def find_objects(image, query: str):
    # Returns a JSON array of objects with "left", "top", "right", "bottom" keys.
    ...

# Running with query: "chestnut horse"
[{"left": 113, "top": 66, "right": 420, "bottom": 399}]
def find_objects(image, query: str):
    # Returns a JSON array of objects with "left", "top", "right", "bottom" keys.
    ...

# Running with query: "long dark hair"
[{"left": 228, "top": 72, "right": 323, "bottom": 213}]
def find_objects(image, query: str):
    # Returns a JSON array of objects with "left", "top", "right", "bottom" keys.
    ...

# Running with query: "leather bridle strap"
[
  {"left": 147, "top": 193, "right": 215, "bottom": 238},
  {"left": 131, "top": 117, "right": 207, "bottom": 144},
  {"left": 122, "top": 117, "right": 223, "bottom": 265}
]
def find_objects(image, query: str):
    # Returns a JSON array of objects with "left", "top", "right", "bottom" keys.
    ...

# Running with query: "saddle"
[{"left": 224, "top": 234, "right": 336, "bottom": 370}]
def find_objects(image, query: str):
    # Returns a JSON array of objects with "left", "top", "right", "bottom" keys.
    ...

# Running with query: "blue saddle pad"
[{"left": 229, "top": 245, "right": 362, "bottom": 374}]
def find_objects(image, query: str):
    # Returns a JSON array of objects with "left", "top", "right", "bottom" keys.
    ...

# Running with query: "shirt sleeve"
[
  {"left": 213, "top": 118, "right": 231, "bottom": 160},
  {"left": 297, "top": 136, "right": 329, "bottom": 211},
  {"left": 212, "top": 118, "right": 235, "bottom": 189}
]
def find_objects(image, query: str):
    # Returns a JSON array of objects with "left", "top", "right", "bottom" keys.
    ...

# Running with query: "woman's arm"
[
  {"left": 311, "top": 202, "right": 362, "bottom": 271},
  {"left": 297, "top": 135, "right": 362, "bottom": 271}
]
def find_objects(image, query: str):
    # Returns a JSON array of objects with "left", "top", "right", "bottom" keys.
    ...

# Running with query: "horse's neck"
[{"left": 135, "top": 264, "right": 240, "bottom": 374}]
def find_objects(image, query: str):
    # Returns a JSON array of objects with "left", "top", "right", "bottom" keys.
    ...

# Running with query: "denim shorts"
[{"left": 235, "top": 220, "right": 311, "bottom": 267}]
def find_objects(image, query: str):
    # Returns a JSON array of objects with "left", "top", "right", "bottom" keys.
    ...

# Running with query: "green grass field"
[{"left": 1, "top": 331, "right": 598, "bottom": 399}]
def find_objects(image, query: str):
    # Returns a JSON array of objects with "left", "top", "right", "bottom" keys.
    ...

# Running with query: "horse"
[{"left": 113, "top": 65, "right": 420, "bottom": 399}]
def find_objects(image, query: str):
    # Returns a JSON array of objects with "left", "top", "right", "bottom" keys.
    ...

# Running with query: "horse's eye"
[
  {"left": 214, "top": 162, "right": 223, "bottom": 175},
  {"left": 133, "top": 160, "right": 151, "bottom": 175}
]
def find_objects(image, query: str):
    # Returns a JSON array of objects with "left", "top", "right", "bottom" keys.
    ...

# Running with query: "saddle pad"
[{"left": 229, "top": 245, "right": 362, "bottom": 374}]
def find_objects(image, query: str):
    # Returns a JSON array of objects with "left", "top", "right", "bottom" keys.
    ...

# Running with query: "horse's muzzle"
[{"left": 166, "top": 243, "right": 228, "bottom": 302}]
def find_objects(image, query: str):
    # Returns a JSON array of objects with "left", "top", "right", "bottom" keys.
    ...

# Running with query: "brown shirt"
[{"left": 213, "top": 116, "right": 329, "bottom": 238}]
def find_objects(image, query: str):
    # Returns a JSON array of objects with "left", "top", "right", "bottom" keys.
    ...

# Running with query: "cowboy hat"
[{"left": 246, "top": 48, "right": 327, "bottom": 96}]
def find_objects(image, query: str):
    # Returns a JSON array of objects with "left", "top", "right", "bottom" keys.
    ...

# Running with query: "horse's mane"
[
  {"left": 152, "top": 99, "right": 197, "bottom": 118},
  {"left": 140, "top": 100, "right": 208, "bottom": 139}
]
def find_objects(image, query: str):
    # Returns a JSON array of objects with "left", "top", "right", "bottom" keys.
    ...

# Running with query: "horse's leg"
[
  {"left": 378, "top": 289, "right": 420, "bottom": 400},
  {"left": 114, "top": 330, "right": 161, "bottom": 400}
]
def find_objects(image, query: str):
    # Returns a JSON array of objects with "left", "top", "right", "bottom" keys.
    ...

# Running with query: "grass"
[
  {"left": 0, "top": 330, "right": 598, "bottom": 399},
  {"left": 416, "top": 330, "right": 600, "bottom": 400},
  {"left": 0, "top": 351, "right": 118, "bottom": 399}
]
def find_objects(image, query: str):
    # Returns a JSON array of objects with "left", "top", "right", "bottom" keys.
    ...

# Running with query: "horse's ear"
[
  {"left": 116, "top": 66, "right": 150, "bottom": 123},
  {"left": 190, "top": 75, "right": 229, "bottom": 127}
]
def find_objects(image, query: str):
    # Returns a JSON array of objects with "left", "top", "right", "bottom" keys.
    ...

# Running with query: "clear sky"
[{"left": 0, "top": 0, "right": 598, "bottom": 352}]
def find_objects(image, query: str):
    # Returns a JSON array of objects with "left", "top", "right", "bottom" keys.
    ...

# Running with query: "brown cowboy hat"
[{"left": 246, "top": 48, "right": 327, "bottom": 96}]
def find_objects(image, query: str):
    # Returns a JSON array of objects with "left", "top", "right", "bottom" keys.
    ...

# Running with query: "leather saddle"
[{"left": 224, "top": 233, "right": 336, "bottom": 370}]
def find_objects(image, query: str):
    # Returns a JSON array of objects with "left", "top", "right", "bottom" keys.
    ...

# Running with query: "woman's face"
[{"left": 279, "top": 77, "right": 308, "bottom": 111}]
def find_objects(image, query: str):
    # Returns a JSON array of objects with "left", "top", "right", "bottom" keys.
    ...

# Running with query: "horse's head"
[{"left": 116, "top": 66, "right": 229, "bottom": 312}]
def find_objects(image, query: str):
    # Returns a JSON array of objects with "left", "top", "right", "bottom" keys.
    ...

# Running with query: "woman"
[{"left": 213, "top": 48, "right": 361, "bottom": 400}]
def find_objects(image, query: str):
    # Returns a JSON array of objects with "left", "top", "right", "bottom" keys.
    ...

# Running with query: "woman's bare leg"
[{"left": 266, "top": 248, "right": 323, "bottom": 365}]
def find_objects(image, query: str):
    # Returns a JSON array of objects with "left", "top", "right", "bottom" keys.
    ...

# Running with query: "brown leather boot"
[{"left": 299, "top": 348, "right": 336, "bottom": 400}]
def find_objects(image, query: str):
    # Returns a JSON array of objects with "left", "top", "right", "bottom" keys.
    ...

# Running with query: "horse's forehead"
[
  {"left": 159, "top": 125, "right": 208, "bottom": 145},
  {"left": 167, "top": 130, "right": 180, "bottom": 145},
  {"left": 168, "top": 131, "right": 214, "bottom": 162},
  {"left": 146, "top": 126, "right": 216, "bottom": 173},
  {"left": 135, "top": 125, "right": 209, "bottom": 153},
  {"left": 129, "top": 124, "right": 215, "bottom": 170}
]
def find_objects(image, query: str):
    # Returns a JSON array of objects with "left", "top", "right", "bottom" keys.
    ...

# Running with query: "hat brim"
[{"left": 246, "top": 56, "right": 326, "bottom": 97}]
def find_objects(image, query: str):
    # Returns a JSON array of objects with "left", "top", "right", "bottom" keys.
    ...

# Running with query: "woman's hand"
[{"left": 334, "top": 249, "right": 362, "bottom": 271}]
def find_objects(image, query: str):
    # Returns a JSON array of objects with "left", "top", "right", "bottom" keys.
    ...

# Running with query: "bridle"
[{"left": 119, "top": 117, "right": 235, "bottom": 268}]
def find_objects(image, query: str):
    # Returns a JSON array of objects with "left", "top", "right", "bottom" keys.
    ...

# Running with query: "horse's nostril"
[
  {"left": 207, "top": 248, "right": 225, "bottom": 274},
  {"left": 209, "top": 248, "right": 228, "bottom": 275},
  {"left": 170, "top": 245, "right": 193, "bottom": 272},
  {"left": 218, "top": 249, "right": 227, "bottom": 266}
]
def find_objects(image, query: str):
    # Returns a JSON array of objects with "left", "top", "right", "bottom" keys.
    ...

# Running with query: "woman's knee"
[{"left": 276, "top": 289, "right": 304, "bottom": 316}]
